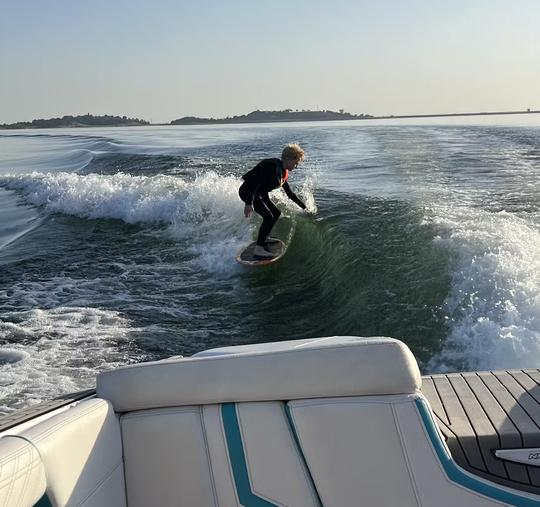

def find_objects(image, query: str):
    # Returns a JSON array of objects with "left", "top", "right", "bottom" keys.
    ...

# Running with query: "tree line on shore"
[
  {"left": 170, "top": 109, "right": 373, "bottom": 125},
  {"left": 1, "top": 110, "right": 370, "bottom": 129},
  {"left": 1, "top": 114, "right": 150, "bottom": 129}
]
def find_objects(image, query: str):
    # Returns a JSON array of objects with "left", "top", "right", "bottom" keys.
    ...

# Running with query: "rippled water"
[{"left": 1, "top": 117, "right": 540, "bottom": 412}]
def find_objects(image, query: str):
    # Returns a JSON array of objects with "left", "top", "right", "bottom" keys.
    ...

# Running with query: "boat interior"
[{"left": 1, "top": 336, "right": 540, "bottom": 506}]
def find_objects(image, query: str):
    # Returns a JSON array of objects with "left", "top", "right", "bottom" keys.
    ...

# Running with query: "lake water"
[{"left": 1, "top": 115, "right": 540, "bottom": 412}]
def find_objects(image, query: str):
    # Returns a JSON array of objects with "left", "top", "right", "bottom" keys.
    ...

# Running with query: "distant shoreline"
[
  {"left": 168, "top": 109, "right": 371, "bottom": 125},
  {"left": 1, "top": 109, "right": 539, "bottom": 129},
  {"left": 0, "top": 114, "right": 149, "bottom": 130},
  {"left": 167, "top": 109, "right": 540, "bottom": 126},
  {"left": 370, "top": 109, "right": 540, "bottom": 120}
]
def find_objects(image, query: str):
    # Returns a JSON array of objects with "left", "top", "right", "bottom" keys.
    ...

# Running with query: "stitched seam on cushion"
[
  {"left": 281, "top": 403, "right": 321, "bottom": 507},
  {"left": 219, "top": 405, "right": 240, "bottom": 506},
  {"left": 5, "top": 452, "right": 19, "bottom": 506},
  {"left": 31, "top": 463, "right": 46, "bottom": 507},
  {"left": 112, "top": 391, "right": 418, "bottom": 412},
  {"left": 0, "top": 446, "right": 40, "bottom": 485},
  {"left": 289, "top": 396, "right": 417, "bottom": 408},
  {"left": 18, "top": 449, "right": 30, "bottom": 507},
  {"left": 121, "top": 407, "right": 200, "bottom": 420},
  {"left": 0, "top": 463, "right": 41, "bottom": 489},
  {"left": 0, "top": 441, "right": 39, "bottom": 463},
  {"left": 0, "top": 457, "right": 41, "bottom": 488},
  {"left": 100, "top": 341, "right": 403, "bottom": 375},
  {"left": 19, "top": 443, "right": 38, "bottom": 507},
  {"left": 23, "top": 402, "right": 106, "bottom": 441},
  {"left": 14, "top": 448, "right": 36, "bottom": 507},
  {"left": 115, "top": 412, "right": 128, "bottom": 507},
  {"left": 76, "top": 460, "right": 123, "bottom": 507},
  {"left": 392, "top": 403, "right": 422, "bottom": 507},
  {"left": 236, "top": 407, "right": 254, "bottom": 498},
  {"left": 237, "top": 405, "right": 286, "bottom": 507},
  {"left": 202, "top": 407, "right": 225, "bottom": 507},
  {"left": 5, "top": 436, "right": 51, "bottom": 505},
  {"left": 200, "top": 407, "right": 219, "bottom": 507},
  {"left": 284, "top": 408, "right": 313, "bottom": 495},
  {"left": 21, "top": 456, "right": 37, "bottom": 507}
]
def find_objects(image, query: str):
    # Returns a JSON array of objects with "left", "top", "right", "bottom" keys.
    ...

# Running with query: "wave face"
[{"left": 1, "top": 121, "right": 540, "bottom": 411}]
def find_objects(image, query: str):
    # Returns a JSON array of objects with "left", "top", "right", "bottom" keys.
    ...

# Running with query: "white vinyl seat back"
[
  {"left": 205, "top": 402, "right": 320, "bottom": 507},
  {"left": 8, "top": 398, "right": 126, "bottom": 507},
  {"left": 98, "top": 337, "right": 421, "bottom": 411},
  {"left": 0, "top": 436, "right": 46, "bottom": 507},
  {"left": 121, "top": 406, "right": 217, "bottom": 507},
  {"left": 101, "top": 336, "right": 421, "bottom": 506},
  {"left": 120, "top": 401, "right": 320, "bottom": 507},
  {"left": 288, "top": 395, "right": 421, "bottom": 507},
  {"left": 288, "top": 394, "right": 539, "bottom": 507},
  {"left": 393, "top": 396, "right": 540, "bottom": 507}
]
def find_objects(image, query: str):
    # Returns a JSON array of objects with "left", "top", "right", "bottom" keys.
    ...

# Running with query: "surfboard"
[{"left": 236, "top": 239, "right": 286, "bottom": 266}]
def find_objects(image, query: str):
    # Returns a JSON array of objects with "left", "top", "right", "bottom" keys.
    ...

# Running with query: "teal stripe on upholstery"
[
  {"left": 284, "top": 404, "right": 323, "bottom": 506},
  {"left": 416, "top": 398, "right": 540, "bottom": 507},
  {"left": 34, "top": 494, "right": 53, "bottom": 507},
  {"left": 221, "top": 403, "right": 279, "bottom": 506}
]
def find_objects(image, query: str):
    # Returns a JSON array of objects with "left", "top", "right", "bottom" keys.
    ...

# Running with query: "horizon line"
[{"left": 2, "top": 108, "right": 539, "bottom": 128}]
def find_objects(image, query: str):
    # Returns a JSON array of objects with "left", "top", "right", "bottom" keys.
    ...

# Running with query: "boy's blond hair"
[{"left": 281, "top": 143, "right": 305, "bottom": 162}]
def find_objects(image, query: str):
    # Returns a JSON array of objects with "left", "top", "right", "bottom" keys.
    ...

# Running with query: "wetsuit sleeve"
[
  {"left": 282, "top": 182, "right": 306, "bottom": 209},
  {"left": 240, "top": 162, "right": 272, "bottom": 206}
]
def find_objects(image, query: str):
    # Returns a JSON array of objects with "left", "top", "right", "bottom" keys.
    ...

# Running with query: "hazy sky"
[{"left": 1, "top": 0, "right": 539, "bottom": 123}]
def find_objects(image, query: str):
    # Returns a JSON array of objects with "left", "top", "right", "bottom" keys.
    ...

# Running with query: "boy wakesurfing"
[{"left": 239, "top": 144, "right": 306, "bottom": 259}]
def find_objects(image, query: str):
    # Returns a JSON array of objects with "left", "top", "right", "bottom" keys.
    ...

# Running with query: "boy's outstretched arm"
[{"left": 282, "top": 182, "right": 306, "bottom": 209}]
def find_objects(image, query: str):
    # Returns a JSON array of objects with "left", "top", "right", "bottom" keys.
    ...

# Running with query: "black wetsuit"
[{"left": 239, "top": 158, "right": 306, "bottom": 246}]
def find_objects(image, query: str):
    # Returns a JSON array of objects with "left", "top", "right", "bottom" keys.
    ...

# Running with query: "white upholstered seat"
[
  {"left": 2, "top": 336, "right": 534, "bottom": 506},
  {"left": 97, "top": 336, "right": 421, "bottom": 412},
  {"left": 1, "top": 398, "right": 126, "bottom": 507},
  {"left": 0, "top": 436, "right": 46, "bottom": 506}
]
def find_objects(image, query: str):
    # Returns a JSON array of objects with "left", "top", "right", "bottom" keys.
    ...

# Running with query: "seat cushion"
[
  {"left": 121, "top": 407, "right": 218, "bottom": 507},
  {"left": 205, "top": 402, "right": 320, "bottom": 506},
  {"left": 14, "top": 398, "right": 126, "bottom": 507},
  {"left": 121, "top": 402, "right": 320, "bottom": 507},
  {"left": 97, "top": 336, "right": 421, "bottom": 411},
  {"left": 287, "top": 395, "right": 421, "bottom": 507},
  {"left": 0, "top": 436, "right": 46, "bottom": 507}
]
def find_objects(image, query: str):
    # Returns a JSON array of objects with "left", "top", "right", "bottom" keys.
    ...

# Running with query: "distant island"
[
  {"left": 1, "top": 109, "right": 538, "bottom": 130},
  {"left": 170, "top": 108, "right": 540, "bottom": 125},
  {"left": 0, "top": 114, "right": 150, "bottom": 129},
  {"left": 170, "top": 109, "right": 373, "bottom": 125}
]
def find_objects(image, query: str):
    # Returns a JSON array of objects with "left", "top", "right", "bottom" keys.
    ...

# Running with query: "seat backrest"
[
  {"left": 288, "top": 393, "right": 540, "bottom": 507},
  {"left": 5, "top": 398, "right": 126, "bottom": 507},
  {"left": 98, "top": 336, "right": 421, "bottom": 506},
  {"left": 0, "top": 436, "right": 46, "bottom": 507},
  {"left": 288, "top": 394, "right": 421, "bottom": 506},
  {"left": 121, "top": 401, "right": 320, "bottom": 507},
  {"left": 97, "top": 336, "right": 421, "bottom": 411},
  {"left": 2, "top": 335, "right": 529, "bottom": 506}
]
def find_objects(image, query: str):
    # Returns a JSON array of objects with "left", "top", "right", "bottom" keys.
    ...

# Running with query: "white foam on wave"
[
  {"left": 0, "top": 170, "right": 316, "bottom": 275},
  {"left": 0, "top": 171, "right": 190, "bottom": 223},
  {"left": 427, "top": 206, "right": 540, "bottom": 372},
  {"left": 0, "top": 306, "right": 138, "bottom": 413}
]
